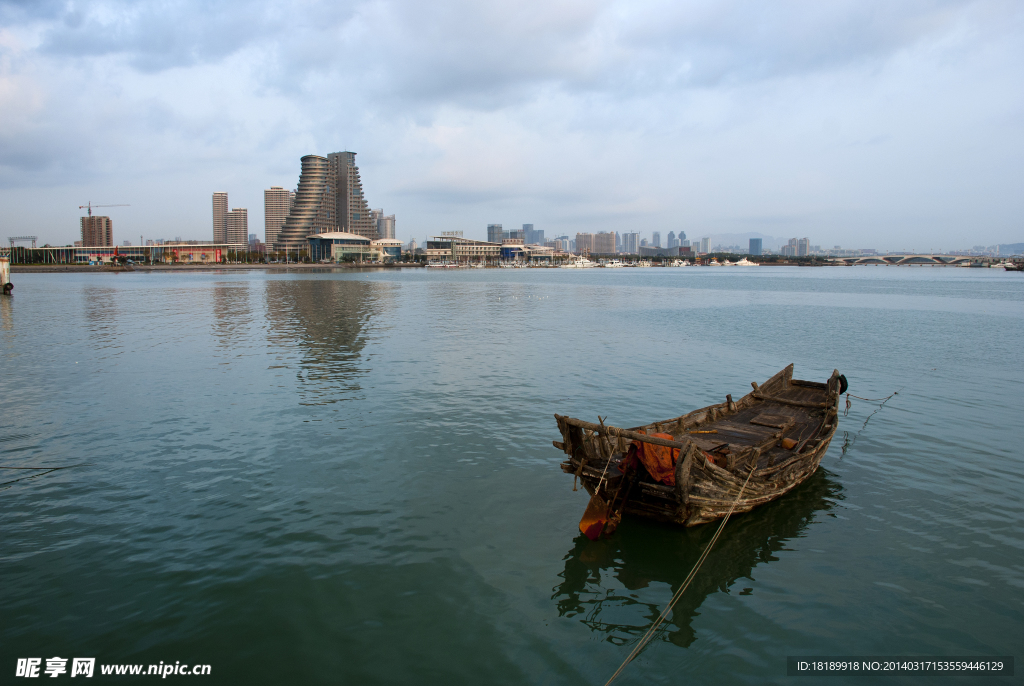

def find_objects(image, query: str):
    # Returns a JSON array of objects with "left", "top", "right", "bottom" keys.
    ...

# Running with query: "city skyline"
[{"left": 1, "top": 2, "right": 1021, "bottom": 250}]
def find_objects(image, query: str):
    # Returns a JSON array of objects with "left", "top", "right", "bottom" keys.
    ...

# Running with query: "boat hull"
[{"left": 555, "top": 364, "right": 842, "bottom": 527}]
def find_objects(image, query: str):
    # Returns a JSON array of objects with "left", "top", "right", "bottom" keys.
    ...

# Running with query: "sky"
[{"left": 0, "top": 0, "right": 1022, "bottom": 251}]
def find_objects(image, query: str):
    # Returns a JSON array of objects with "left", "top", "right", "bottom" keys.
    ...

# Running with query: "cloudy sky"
[{"left": 1, "top": 0, "right": 1021, "bottom": 250}]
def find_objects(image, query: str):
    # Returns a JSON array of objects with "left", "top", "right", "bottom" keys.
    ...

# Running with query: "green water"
[{"left": 1, "top": 267, "right": 1020, "bottom": 684}]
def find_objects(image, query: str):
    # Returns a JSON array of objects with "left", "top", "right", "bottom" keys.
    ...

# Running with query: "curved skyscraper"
[{"left": 275, "top": 155, "right": 334, "bottom": 252}]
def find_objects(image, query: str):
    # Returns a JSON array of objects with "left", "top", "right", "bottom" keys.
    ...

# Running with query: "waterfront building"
[
  {"left": 620, "top": 232, "right": 640, "bottom": 254},
  {"left": 749, "top": 238, "right": 763, "bottom": 256},
  {"left": 275, "top": 155, "right": 334, "bottom": 252},
  {"left": 798, "top": 238, "right": 810, "bottom": 256},
  {"left": 487, "top": 224, "right": 504, "bottom": 244},
  {"left": 652, "top": 231, "right": 661, "bottom": 248},
  {"left": 372, "top": 238, "right": 403, "bottom": 261},
  {"left": 505, "top": 227, "right": 524, "bottom": 242},
  {"left": 427, "top": 234, "right": 501, "bottom": 264},
  {"left": 264, "top": 187, "right": 292, "bottom": 248},
  {"left": 226, "top": 208, "right": 248, "bottom": 247},
  {"left": 307, "top": 231, "right": 373, "bottom": 262},
  {"left": 328, "top": 151, "right": 378, "bottom": 239},
  {"left": 81, "top": 216, "right": 113, "bottom": 246},
  {"left": 212, "top": 192, "right": 228, "bottom": 243},
  {"left": 700, "top": 237, "right": 711, "bottom": 253}
]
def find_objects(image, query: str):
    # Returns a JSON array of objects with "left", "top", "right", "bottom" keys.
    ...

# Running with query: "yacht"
[
  {"left": 602, "top": 259, "right": 624, "bottom": 268},
  {"left": 734, "top": 257, "right": 759, "bottom": 266},
  {"left": 561, "top": 256, "right": 596, "bottom": 269}
]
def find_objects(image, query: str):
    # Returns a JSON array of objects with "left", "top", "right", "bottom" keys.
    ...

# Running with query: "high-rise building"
[
  {"left": 212, "top": 192, "right": 228, "bottom": 243},
  {"left": 667, "top": 231, "right": 677, "bottom": 248},
  {"left": 700, "top": 237, "right": 711, "bottom": 253},
  {"left": 275, "top": 155, "right": 334, "bottom": 252},
  {"left": 749, "top": 238, "right": 763, "bottom": 256},
  {"left": 487, "top": 224, "right": 503, "bottom": 244},
  {"left": 378, "top": 214, "right": 396, "bottom": 239},
  {"left": 652, "top": 231, "right": 661, "bottom": 248},
  {"left": 227, "top": 208, "right": 248, "bottom": 247},
  {"left": 620, "top": 232, "right": 640, "bottom": 254},
  {"left": 575, "top": 233, "right": 596, "bottom": 254},
  {"left": 522, "top": 224, "right": 545, "bottom": 245},
  {"left": 797, "top": 238, "right": 810, "bottom": 257},
  {"left": 264, "top": 187, "right": 292, "bottom": 248},
  {"left": 81, "top": 216, "right": 113, "bottom": 246},
  {"left": 328, "top": 151, "right": 378, "bottom": 239},
  {"left": 594, "top": 231, "right": 616, "bottom": 254}
]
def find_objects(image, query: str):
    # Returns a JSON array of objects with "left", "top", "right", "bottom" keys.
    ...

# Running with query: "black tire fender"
[{"left": 838, "top": 374, "right": 848, "bottom": 394}]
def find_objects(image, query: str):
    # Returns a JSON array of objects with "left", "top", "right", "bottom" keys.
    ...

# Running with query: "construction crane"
[{"left": 79, "top": 201, "right": 129, "bottom": 216}]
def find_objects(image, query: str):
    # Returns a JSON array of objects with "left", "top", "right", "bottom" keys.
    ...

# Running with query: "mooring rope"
[
  {"left": 844, "top": 389, "right": 900, "bottom": 416},
  {"left": 605, "top": 464, "right": 757, "bottom": 686}
]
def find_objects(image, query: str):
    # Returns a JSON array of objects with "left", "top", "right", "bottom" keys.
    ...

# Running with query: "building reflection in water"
[
  {"left": 212, "top": 282, "right": 251, "bottom": 349},
  {"left": 552, "top": 469, "right": 843, "bottom": 649},
  {"left": 264, "top": 278, "right": 394, "bottom": 405}
]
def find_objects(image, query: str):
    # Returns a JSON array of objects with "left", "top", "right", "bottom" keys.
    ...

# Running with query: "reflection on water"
[
  {"left": 553, "top": 469, "right": 843, "bottom": 649},
  {"left": 82, "top": 287, "right": 120, "bottom": 349},
  {"left": 264, "top": 279, "right": 394, "bottom": 404},
  {"left": 212, "top": 282, "right": 251, "bottom": 349}
]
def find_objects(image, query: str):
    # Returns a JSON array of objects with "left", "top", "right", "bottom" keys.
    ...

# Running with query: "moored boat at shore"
[{"left": 553, "top": 364, "right": 845, "bottom": 537}]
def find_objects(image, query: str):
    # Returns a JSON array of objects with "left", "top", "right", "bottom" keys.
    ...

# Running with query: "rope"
[
  {"left": 605, "top": 464, "right": 757, "bottom": 686},
  {"left": 595, "top": 417, "right": 615, "bottom": 493},
  {"left": 844, "top": 389, "right": 901, "bottom": 417}
]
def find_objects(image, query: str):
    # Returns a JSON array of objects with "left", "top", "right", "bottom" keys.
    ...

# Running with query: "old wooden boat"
[{"left": 554, "top": 364, "right": 845, "bottom": 534}]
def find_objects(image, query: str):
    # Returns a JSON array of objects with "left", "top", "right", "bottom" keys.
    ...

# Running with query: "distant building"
[
  {"left": 227, "top": 208, "right": 248, "bottom": 247},
  {"left": 797, "top": 238, "right": 810, "bottom": 257},
  {"left": 378, "top": 214, "right": 396, "bottom": 239},
  {"left": 487, "top": 224, "right": 504, "bottom": 244},
  {"left": 505, "top": 227, "right": 524, "bottom": 242},
  {"left": 667, "top": 231, "right": 678, "bottom": 248},
  {"left": 264, "top": 187, "right": 292, "bottom": 248},
  {"left": 699, "top": 237, "right": 711, "bottom": 253},
  {"left": 575, "top": 232, "right": 595, "bottom": 254},
  {"left": 620, "top": 232, "right": 640, "bottom": 254},
  {"left": 81, "top": 216, "right": 113, "bottom": 246},
  {"left": 749, "top": 238, "right": 763, "bottom": 256},
  {"left": 593, "top": 231, "right": 616, "bottom": 254},
  {"left": 212, "top": 192, "right": 228, "bottom": 243},
  {"left": 652, "top": 231, "right": 661, "bottom": 248},
  {"left": 523, "top": 224, "right": 545, "bottom": 245},
  {"left": 274, "top": 150, "right": 380, "bottom": 253}
]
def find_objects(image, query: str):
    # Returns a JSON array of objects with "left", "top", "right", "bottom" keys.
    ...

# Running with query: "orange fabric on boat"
[{"left": 632, "top": 432, "right": 680, "bottom": 486}]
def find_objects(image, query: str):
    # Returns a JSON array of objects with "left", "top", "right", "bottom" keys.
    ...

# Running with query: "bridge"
[{"left": 828, "top": 254, "right": 986, "bottom": 267}]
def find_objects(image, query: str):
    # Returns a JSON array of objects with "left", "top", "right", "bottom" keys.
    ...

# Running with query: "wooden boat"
[{"left": 553, "top": 364, "right": 845, "bottom": 533}]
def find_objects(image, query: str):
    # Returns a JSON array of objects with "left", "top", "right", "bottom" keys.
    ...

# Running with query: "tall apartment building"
[
  {"left": 667, "top": 231, "right": 677, "bottom": 248},
  {"left": 593, "top": 231, "right": 616, "bottom": 254},
  {"left": 274, "top": 151, "right": 386, "bottom": 252},
  {"left": 487, "top": 224, "right": 503, "bottom": 243},
  {"left": 212, "top": 192, "right": 228, "bottom": 243},
  {"left": 81, "top": 216, "right": 113, "bottom": 246},
  {"left": 749, "top": 238, "right": 763, "bottom": 256},
  {"left": 328, "top": 151, "right": 378, "bottom": 239},
  {"left": 264, "top": 187, "right": 293, "bottom": 247},
  {"left": 378, "top": 213, "right": 396, "bottom": 239},
  {"left": 275, "top": 155, "right": 335, "bottom": 251},
  {"left": 620, "top": 232, "right": 640, "bottom": 254},
  {"left": 226, "top": 208, "right": 248, "bottom": 247},
  {"left": 652, "top": 231, "right": 661, "bottom": 248},
  {"left": 699, "top": 237, "right": 711, "bottom": 253},
  {"left": 575, "top": 233, "right": 595, "bottom": 254},
  {"left": 797, "top": 238, "right": 810, "bottom": 256}
]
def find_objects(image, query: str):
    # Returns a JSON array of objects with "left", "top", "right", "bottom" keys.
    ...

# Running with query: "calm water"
[{"left": 1, "top": 266, "right": 1021, "bottom": 684}]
